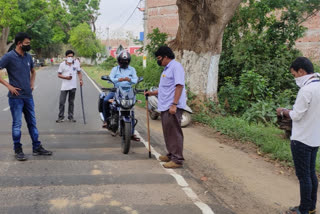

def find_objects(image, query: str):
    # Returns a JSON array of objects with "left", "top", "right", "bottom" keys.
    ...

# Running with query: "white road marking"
[
  {"left": 3, "top": 106, "right": 10, "bottom": 112},
  {"left": 82, "top": 70, "right": 102, "bottom": 93},
  {"left": 136, "top": 131, "right": 214, "bottom": 214},
  {"left": 84, "top": 69, "right": 215, "bottom": 214}
]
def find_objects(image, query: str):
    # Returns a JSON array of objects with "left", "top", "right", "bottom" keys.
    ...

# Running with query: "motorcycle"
[
  {"left": 147, "top": 87, "right": 193, "bottom": 127},
  {"left": 98, "top": 75, "right": 144, "bottom": 154}
]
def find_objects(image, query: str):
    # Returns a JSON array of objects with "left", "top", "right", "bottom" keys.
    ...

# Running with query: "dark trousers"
[
  {"left": 161, "top": 108, "right": 184, "bottom": 164},
  {"left": 102, "top": 92, "right": 115, "bottom": 122},
  {"left": 9, "top": 97, "right": 41, "bottom": 151},
  {"left": 291, "top": 140, "right": 319, "bottom": 213},
  {"left": 58, "top": 89, "right": 76, "bottom": 120}
]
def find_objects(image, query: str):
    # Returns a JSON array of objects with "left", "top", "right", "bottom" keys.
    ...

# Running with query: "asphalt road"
[{"left": 0, "top": 65, "right": 232, "bottom": 214}]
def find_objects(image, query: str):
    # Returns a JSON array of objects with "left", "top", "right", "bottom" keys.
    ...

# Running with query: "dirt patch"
[{"left": 192, "top": 122, "right": 296, "bottom": 176}]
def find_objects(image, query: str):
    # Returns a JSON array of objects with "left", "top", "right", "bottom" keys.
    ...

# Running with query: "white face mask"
[
  {"left": 295, "top": 74, "right": 317, "bottom": 88},
  {"left": 67, "top": 57, "right": 73, "bottom": 63}
]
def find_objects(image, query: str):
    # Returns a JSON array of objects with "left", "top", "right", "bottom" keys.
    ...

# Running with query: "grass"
[
  {"left": 193, "top": 112, "right": 320, "bottom": 171},
  {"left": 82, "top": 65, "right": 113, "bottom": 88},
  {"left": 0, "top": 70, "right": 8, "bottom": 80}
]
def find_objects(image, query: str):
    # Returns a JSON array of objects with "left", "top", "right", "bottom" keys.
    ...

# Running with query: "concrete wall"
[
  {"left": 146, "top": 0, "right": 320, "bottom": 63},
  {"left": 296, "top": 12, "right": 320, "bottom": 63}
]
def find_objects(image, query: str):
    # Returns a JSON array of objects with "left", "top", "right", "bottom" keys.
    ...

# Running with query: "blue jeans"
[
  {"left": 102, "top": 92, "right": 136, "bottom": 134},
  {"left": 291, "top": 140, "right": 319, "bottom": 214},
  {"left": 8, "top": 98, "right": 41, "bottom": 151},
  {"left": 102, "top": 92, "right": 115, "bottom": 122}
]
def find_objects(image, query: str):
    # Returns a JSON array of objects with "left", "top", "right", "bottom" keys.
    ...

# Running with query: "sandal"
[
  {"left": 102, "top": 123, "right": 108, "bottom": 128},
  {"left": 131, "top": 134, "right": 140, "bottom": 142}
]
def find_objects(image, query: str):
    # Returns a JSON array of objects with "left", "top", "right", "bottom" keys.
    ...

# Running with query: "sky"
[{"left": 95, "top": 0, "right": 144, "bottom": 40}]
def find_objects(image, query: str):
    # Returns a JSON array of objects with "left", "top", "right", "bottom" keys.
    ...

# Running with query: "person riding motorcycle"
[{"left": 102, "top": 50, "right": 140, "bottom": 141}]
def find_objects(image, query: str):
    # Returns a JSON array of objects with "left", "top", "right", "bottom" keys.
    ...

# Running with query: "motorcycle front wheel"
[{"left": 121, "top": 122, "right": 131, "bottom": 154}]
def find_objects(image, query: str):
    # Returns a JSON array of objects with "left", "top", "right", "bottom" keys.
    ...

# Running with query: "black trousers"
[
  {"left": 291, "top": 140, "right": 319, "bottom": 213},
  {"left": 58, "top": 88, "right": 76, "bottom": 120}
]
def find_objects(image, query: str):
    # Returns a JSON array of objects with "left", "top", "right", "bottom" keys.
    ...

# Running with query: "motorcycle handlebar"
[
  {"left": 102, "top": 87, "right": 117, "bottom": 92},
  {"left": 136, "top": 89, "right": 146, "bottom": 93}
]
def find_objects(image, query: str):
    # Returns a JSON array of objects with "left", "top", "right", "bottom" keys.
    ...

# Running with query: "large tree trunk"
[
  {"left": 171, "top": 0, "right": 242, "bottom": 101},
  {"left": 0, "top": 27, "right": 12, "bottom": 57}
]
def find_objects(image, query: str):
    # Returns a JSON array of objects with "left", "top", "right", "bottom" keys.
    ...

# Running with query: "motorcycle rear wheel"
[
  {"left": 149, "top": 111, "right": 159, "bottom": 120},
  {"left": 181, "top": 111, "right": 192, "bottom": 128},
  {"left": 121, "top": 122, "right": 131, "bottom": 154}
]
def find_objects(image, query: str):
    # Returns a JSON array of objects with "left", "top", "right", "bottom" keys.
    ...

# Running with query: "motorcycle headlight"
[{"left": 121, "top": 99, "right": 133, "bottom": 108}]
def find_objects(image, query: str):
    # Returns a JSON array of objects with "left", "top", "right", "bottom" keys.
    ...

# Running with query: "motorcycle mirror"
[
  {"left": 101, "top": 75, "right": 110, "bottom": 81},
  {"left": 138, "top": 77, "right": 144, "bottom": 83}
]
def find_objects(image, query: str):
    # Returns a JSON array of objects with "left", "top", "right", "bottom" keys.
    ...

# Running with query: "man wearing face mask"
[
  {"left": 102, "top": 50, "right": 140, "bottom": 141},
  {"left": 144, "top": 46, "right": 187, "bottom": 168},
  {"left": 277, "top": 57, "right": 320, "bottom": 214},
  {"left": 56, "top": 50, "right": 83, "bottom": 123},
  {"left": 0, "top": 32, "right": 52, "bottom": 161}
]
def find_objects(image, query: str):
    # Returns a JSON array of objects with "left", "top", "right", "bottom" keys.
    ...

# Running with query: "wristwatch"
[{"left": 172, "top": 102, "right": 178, "bottom": 105}]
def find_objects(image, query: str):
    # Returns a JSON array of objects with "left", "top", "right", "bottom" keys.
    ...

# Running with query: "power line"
[
  {"left": 105, "top": 1, "right": 140, "bottom": 27},
  {"left": 119, "top": 0, "right": 142, "bottom": 29}
]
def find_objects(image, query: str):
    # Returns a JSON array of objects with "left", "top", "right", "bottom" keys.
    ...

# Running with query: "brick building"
[{"left": 146, "top": 0, "right": 320, "bottom": 63}]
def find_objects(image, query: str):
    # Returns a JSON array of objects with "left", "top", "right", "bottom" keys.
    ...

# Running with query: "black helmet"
[{"left": 117, "top": 50, "right": 131, "bottom": 68}]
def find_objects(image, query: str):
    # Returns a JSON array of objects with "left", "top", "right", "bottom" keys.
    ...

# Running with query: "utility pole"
[
  {"left": 106, "top": 27, "right": 110, "bottom": 57},
  {"left": 143, "top": 0, "right": 148, "bottom": 68}
]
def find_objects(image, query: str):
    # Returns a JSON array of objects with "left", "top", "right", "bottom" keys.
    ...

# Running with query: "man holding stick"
[{"left": 145, "top": 46, "right": 187, "bottom": 168}]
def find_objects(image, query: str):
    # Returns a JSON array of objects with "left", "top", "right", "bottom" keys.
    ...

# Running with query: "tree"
[
  {"left": 145, "top": 28, "right": 168, "bottom": 55},
  {"left": 63, "top": 0, "right": 100, "bottom": 32},
  {"left": 0, "top": 0, "right": 23, "bottom": 55},
  {"left": 170, "top": 0, "right": 242, "bottom": 101},
  {"left": 0, "top": 0, "right": 49, "bottom": 56},
  {"left": 68, "top": 23, "right": 103, "bottom": 58}
]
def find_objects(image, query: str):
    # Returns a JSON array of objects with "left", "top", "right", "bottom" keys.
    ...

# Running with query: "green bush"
[
  {"left": 130, "top": 55, "right": 143, "bottom": 77},
  {"left": 130, "top": 55, "right": 162, "bottom": 89},
  {"left": 242, "top": 100, "right": 277, "bottom": 124},
  {"left": 100, "top": 56, "right": 117, "bottom": 70},
  {"left": 142, "top": 57, "right": 162, "bottom": 89},
  {"left": 217, "top": 0, "right": 320, "bottom": 124}
]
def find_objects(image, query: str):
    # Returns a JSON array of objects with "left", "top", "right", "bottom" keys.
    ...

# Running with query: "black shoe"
[
  {"left": 68, "top": 118, "right": 76, "bottom": 122},
  {"left": 33, "top": 145, "right": 53, "bottom": 156},
  {"left": 56, "top": 118, "right": 64, "bottom": 123},
  {"left": 15, "top": 148, "right": 27, "bottom": 161}
]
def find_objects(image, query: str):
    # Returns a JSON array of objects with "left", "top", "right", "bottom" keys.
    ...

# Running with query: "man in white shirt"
[
  {"left": 277, "top": 57, "right": 320, "bottom": 214},
  {"left": 56, "top": 50, "right": 83, "bottom": 123}
]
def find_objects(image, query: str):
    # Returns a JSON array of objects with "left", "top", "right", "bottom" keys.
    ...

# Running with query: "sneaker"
[
  {"left": 56, "top": 118, "right": 64, "bottom": 123},
  {"left": 163, "top": 161, "right": 183, "bottom": 169},
  {"left": 159, "top": 155, "right": 170, "bottom": 162},
  {"left": 289, "top": 206, "right": 316, "bottom": 214},
  {"left": 15, "top": 148, "right": 27, "bottom": 161},
  {"left": 33, "top": 145, "right": 53, "bottom": 156},
  {"left": 68, "top": 118, "right": 76, "bottom": 123}
]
